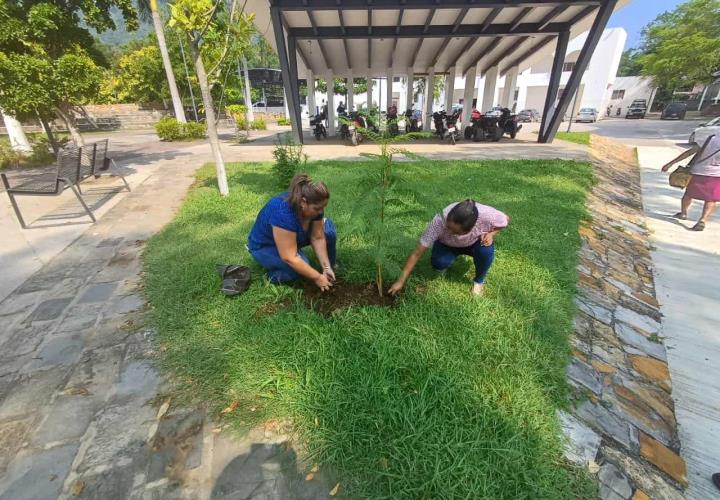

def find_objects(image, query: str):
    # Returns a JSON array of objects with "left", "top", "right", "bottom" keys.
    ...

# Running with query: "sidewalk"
[{"left": 637, "top": 146, "right": 720, "bottom": 499}]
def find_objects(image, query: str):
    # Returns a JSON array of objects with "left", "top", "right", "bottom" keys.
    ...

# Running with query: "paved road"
[{"left": 570, "top": 116, "right": 707, "bottom": 146}]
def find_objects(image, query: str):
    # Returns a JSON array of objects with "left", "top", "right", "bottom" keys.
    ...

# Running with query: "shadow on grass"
[{"left": 144, "top": 159, "right": 596, "bottom": 499}]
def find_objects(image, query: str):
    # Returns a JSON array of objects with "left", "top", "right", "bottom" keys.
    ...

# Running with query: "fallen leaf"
[
  {"left": 49, "top": 474, "right": 58, "bottom": 482},
  {"left": 212, "top": 427, "right": 223, "bottom": 434},
  {"left": 305, "top": 472, "right": 315, "bottom": 481},
  {"left": 249, "top": 406, "right": 256, "bottom": 412},
  {"left": 588, "top": 460, "right": 600, "bottom": 474},
  {"left": 71, "top": 480, "right": 85, "bottom": 496},
  {"left": 310, "top": 463, "right": 319, "bottom": 473},
  {"left": 221, "top": 401, "right": 239, "bottom": 415},
  {"left": 329, "top": 483, "right": 340, "bottom": 496},
  {"left": 159, "top": 344, "right": 168, "bottom": 352},
  {"left": 157, "top": 398, "right": 171, "bottom": 419},
  {"left": 314, "top": 417, "right": 319, "bottom": 427},
  {"left": 62, "top": 387, "right": 89, "bottom": 396}
]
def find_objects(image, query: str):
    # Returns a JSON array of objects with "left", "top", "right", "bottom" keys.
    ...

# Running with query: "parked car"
[
  {"left": 625, "top": 106, "right": 646, "bottom": 119},
  {"left": 517, "top": 109, "right": 541, "bottom": 122},
  {"left": 576, "top": 108, "right": 598, "bottom": 122},
  {"left": 630, "top": 99, "right": 647, "bottom": 109},
  {"left": 660, "top": 102, "right": 687, "bottom": 120},
  {"left": 688, "top": 115, "right": 720, "bottom": 145}
]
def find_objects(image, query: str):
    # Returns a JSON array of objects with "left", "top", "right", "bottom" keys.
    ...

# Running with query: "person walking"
[
  {"left": 661, "top": 134, "right": 720, "bottom": 231},
  {"left": 248, "top": 174, "right": 337, "bottom": 290},
  {"left": 388, "top": 199, "right": 509, "bottom": 297}
]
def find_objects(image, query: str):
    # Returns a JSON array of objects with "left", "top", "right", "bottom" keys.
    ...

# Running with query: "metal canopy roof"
[{"left": 248, "top": 0, "right": 629, "bottom": 77}]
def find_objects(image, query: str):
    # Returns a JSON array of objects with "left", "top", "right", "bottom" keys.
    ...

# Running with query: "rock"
[
  {"left": 576, "top": 297, "right": 613, "bottom": 325},
  {"left": 599, "top": 463, "right": 633, "bottom": 500},
  {"left": 24, "top": 297, "right": 73, "bottom": 323},
  {"left": 576, "top": 401, "right": 638, "bottom": 451},
  {"left": 77, "top": 282, "right": 119, "bottom": 304},
  {"left": 615, "top": 323, "right": 666, "bottom": 361},
  {"left": 0, "top": 443, "right": 79, "bottom": 500},
  {"left": 629, "top": 356, "right": 670, "bottom": 392},
  {"left": 633, "top": 490, "right": 651, "bottom": 500},
  {"left": 567, "top": 358, "right": 603, "bottom": 395},
  {"left": 557, "top": 410, "right": 601, "bottom": 465},
  {"left": 638, "top": 432, "right": 687, "bottom": 487},
  {"left": 601, "top": 445, "right": 685, "bottom": 500},
  {"left": 614, "top": 306, "right": 660, "bottom": 335}
]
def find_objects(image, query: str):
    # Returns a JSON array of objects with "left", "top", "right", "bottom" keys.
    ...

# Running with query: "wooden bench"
[{"left": 1, "top": 140, "right": 130, "bottom": 229}]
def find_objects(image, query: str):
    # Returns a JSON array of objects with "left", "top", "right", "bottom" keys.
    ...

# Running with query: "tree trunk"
[
  {"left": 55, "top": 105, "right": 84, "bottom": 146},
  {"left": 151, "top": 0, "right": 187, "bottom": 123},
  {"left": 38, "top": 115, "right": 59, "bottom": 154},
  {"left": 241, "top": 57, "right": 255, "bottom": 122},
  {"left": 1, "top": 109, "right": 32, "bottom": 152},
  {"left": 190, "top": 40, "right": 229, "bottom": 196}
]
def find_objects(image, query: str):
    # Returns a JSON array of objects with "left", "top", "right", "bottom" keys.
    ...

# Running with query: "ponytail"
[
  {"left": 286, "top": 174, "right": 330, "bottom": 213},
  {"left": 447, "top": 199, "right": 479, "bottom": 232}
]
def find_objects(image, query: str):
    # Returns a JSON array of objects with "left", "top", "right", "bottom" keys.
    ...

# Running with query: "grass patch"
[
  {"left": 555, "top": 131, "right": 591, "bottom": 145},
  {"left": 144, "top": 159, "right": 595, "bottom": 499}
]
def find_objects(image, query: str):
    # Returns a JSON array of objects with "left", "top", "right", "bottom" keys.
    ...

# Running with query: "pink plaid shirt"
[{"left": 419, "top": 202, "right": 509, "bottom": 248}]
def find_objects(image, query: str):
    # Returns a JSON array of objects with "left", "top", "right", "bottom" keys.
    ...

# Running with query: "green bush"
[
  {"left": 272, "top": 134, "right": 306, "bottom": 188},
  {"left": 226, "top": 104, "right": 248, "bottom": 130},
  {"left": 0, "top": 142, "right": 23, "bottom": 169},
  {"left": 277, "top": 117, "right": 291, "bottom": 126},
  {"left": 0, "top": 136, "right": 58, "bottom": 169},
  {"left": 155, "top": 117, "right": 207, "bottom": 141},
  {"left": 250, "top": 118, "right": 267, "bottom": 130}
]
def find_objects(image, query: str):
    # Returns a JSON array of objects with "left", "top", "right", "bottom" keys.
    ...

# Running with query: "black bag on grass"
[{"left": 216, "top": 264, "right": 251, "bottom": 296}]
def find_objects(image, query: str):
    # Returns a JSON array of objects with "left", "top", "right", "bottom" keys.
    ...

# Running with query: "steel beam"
[
  {"left": 306, "top": 11, "right": 332, "bottom": 71},
  {"left": 501, "top": 35, "right": 554, "bottom": 75},
  {"left": 287, "top": 36, "right": 304, "bottom": 136},
  {"left": 538, "top": 31, "right": 568, "bottom": 140},
  {"left": 462, "top": 37, "right": 501, "bottom": 74},
  {"left": 408, "top": 9, "right": 436, "bottom": 70},
  {"left": 289, "top": 21, "right": 569, "bottom": 39},
  {"left": 428, "top": 7, "right": 469, "bottom": 68},
  {"left": 482, "top": 36, "right": 529, "bottom": 73},
  {"left": 541, "top": 0, "right": 616, "bottom": 142},
  {"left": 271, "top": 7, "right": 303, "bottom": 143},
  {"left": 338, "top": 10, "right": 352, "bottom": 68},
  {"left": 537, "top": 5, "right": 565, "bottom": 30},
  {"left": 273, "top": 0, "right": 600, "bottom": 10}
]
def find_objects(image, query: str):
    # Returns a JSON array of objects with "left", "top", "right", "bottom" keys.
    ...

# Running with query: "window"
[
  {"left": 563, "top": 62, "right": 575, "bottom": 72},
  {"left": 393, "top": 77, "right": 401, "bottom": 82},
  {"left": 611, "top": 89, "right": 625, "bottom": 100}
]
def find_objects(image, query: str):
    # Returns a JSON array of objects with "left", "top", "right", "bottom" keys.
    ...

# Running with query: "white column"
[
  {"left": 500, "top": 66, "right": 519, "bottom": 109},
  {"left": 283, "top": 88, "right": 290, "bottom": 119},
  {"left": 347, "top": 75, "right": 354, "bottom": 111},
  {"left": 423, "top": 68, "right": 434, "bottom": 131},
  {"left": 444, "top": 67, "right": 456, "bottom": 112},
  {"left": 327, "top": 73, "right": 336, "bottom": 136},
  {"left": 481, "top": 65, "right": 499, "bottom": 113},
  {"left": 462, "top": 66, "right": 477, "bottom": 129},
  {"left": 307, "top": 72, "right": 316, "bottom": 117},
  {"left": 1, "top": 110, "right": 31, "bottom": 152},
  {"left": 366, "top": 74, "right": 372, "bottom": 109},
  {"left": 406, "top": 70, "right": 415, "bottom": 112},
  {"left": 242, "top": 57, "right": 254, "bottom": 122},
  {"left": 386, "top": 70, "right": 394, "bottom": 112}
]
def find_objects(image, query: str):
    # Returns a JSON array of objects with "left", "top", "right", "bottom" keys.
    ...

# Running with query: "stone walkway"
[{"left": 561, "top": 137, "right": 687, "bottom": 500}]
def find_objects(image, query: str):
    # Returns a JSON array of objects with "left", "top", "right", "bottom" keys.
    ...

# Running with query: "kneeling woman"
[
  {"left": 389, "top": 199, "right": 509, "bottom": 296},
  {"left": 248, "top": 174, "right": 336, "bottom": 291}
]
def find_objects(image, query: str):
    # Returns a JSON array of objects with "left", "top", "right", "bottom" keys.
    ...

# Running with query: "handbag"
[
  {"left": 669, "top": 166, "right": 692, "bottom": 189},
  {"left": 216, "top": 264, "right": 251, "bottom": 296}
]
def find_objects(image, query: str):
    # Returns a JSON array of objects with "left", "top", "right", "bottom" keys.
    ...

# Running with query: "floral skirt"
[{"left": 686, "top": 175, "right": 720, "bottom": 202}]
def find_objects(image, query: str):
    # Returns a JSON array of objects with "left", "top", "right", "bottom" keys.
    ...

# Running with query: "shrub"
[
  {"left": 155, "top": 117, "right": 207, "bottom": 141},
  {"left": 250, "top": 118, "right": 267, "bottom": 130},
  {"left": 277, "top": 117, "right": 291, "bottom": 126},
  {"left": 272, "top": 134, "right": 306, "bottom": 188},
  {"left": 226, "top": 104, "right": 248, "bottom": 130},
  {"left": 0, "top": 136, "right": 58, "bottom": 169},
  {"left": 0, "top": 142, "right": 23, "bottom": 169}
]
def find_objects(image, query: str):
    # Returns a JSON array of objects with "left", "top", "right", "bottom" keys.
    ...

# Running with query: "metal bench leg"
[
  {"left": 111, "top": 159, "right": 131, "bottom": 192},
  {"left": 68, "top": 184, "right": 96, "bottom": 223},
  {"left": 1, "top": 174, "right": 27, "bottom": 229}
]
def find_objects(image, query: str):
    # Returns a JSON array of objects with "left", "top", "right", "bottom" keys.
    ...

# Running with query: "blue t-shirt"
[{"left": 248, "top": 193, "right": 323, "bottom": 250}]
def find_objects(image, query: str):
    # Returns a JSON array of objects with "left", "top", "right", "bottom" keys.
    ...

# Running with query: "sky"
[{"left": 607, "top": 0, "right": 686, "bottom": 49}]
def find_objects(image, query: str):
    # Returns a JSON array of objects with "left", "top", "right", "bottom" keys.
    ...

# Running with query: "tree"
[
  {"left": 114, "top": 45, "right": 170, "bottom": 104},
  {"left": 169, "top": 0, "right": 254, "bottom": 196},
  {"left": 413, "top": 76, "right": 444, "bottom": 102},
  {"left": 638, "top": 0, "right": 720, "bottom": 90},
  {"left": 137, "top": 0, "right": 188, "bottom": 122},
  {"left": 0, "top": 0, "right": 138, "bottom": 146},
  {"left": 617, "top": 49, "right": 644, "bottom": 77}
]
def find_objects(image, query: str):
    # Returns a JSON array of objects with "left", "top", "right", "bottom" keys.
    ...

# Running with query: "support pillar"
[
  {"left": 287, "top": 36, "right": 303, "bottom": 142},
  {"left": 307, "top": 71, "right": 316, "bottom": 117},
  {"left": 327, "top": 72, "right": 336, "bottom": 136},
  {"left": 406, "top": 71, "right": 415, "bottom": 112},
  {"left": 386, "top": 70, "right": 394, "bottom": 113},
  {"left": 423, "top": 68, "right": 434, "bottom": 131},
  {"left": 500, "top": 66, "right": 519, "bottom": 109},
  {"left": 444, "top": 67, "right": 455, "bottom": 112},
  {"left": 1, "top": 110, "right": 31, "bottom": 152},
  {"left": 540, "top": 31, "right": 569, "bottom": 141},
  {"left": 481, "top": 66, "right": 499, "bottom": 113},
  {"left": 541, "top": 0, "right": 618, "bottom": 143},
  {"left": 462, "top": 66, "right": 477, "bottom": 129},
  {"left": 271, "top": 8, "right": 302, "bottom": 143},
  {"left": 366, "top": 74, "right": 373, "bottom": 109},
  {"left": 347, "top": 75, "right": 354, "bottom": 111}
]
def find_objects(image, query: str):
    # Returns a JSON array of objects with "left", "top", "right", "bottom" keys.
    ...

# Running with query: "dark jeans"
[
  {"left": 430, "top": 240, "right": 495, "bottom": 284},
  {"left": 250, "top": 218, "right": 337, "bottom": 283}
]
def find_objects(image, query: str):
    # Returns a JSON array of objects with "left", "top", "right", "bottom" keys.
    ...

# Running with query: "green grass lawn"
[
  {"left": 554, "top": 131, "right": 591, "bottom": 145},
  {"left": 143, "top": 159, "right": 595, "bottom": 499}
]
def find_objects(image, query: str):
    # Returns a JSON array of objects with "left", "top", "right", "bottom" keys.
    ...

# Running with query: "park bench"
[{"left": 1, "top": 139, "right": 130, "bottom": 229}]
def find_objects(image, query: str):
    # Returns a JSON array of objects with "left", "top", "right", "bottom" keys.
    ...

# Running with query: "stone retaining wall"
[{"left": 560, "top": 136, "right": 686, "bottom": 499}]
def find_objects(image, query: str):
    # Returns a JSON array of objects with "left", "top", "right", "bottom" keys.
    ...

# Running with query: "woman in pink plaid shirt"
[{"left": 388, "top": 199, "right": 509, "bottom": 297}]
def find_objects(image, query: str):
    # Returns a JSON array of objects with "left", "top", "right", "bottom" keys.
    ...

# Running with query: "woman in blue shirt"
[{"left": 248, "top": 174, "right": 336, "bottom": 291}]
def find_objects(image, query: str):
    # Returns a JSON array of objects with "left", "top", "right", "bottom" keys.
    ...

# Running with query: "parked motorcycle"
[
  {"left": 444, "top": 108, "right": 462, "bottom": 145},
  {"left": 338, "top": 109, "right": 351, "bottom": 140},
  {"left": 310, "top": 110, "right": 327, "bottom": 140},
  {"left": 347, "top": 111, "right": 368, "bottom": 146},
  {"left": 404, "top": 108, "right": 422, "bottom": 132},
  {"left": 464, "top": 109, "right": 502, "bottom": 142},
  {"left": 432, "top": 110, "right": 448, "bottom": 140},
  {"left": 386, "top": 105, "right": 400, "bottom": 136},
  {"left": 496, "top": 108, "right": 522, "bottom": 139}
]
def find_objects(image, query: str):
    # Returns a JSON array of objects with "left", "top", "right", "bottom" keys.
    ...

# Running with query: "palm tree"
[{"left": 137, "top": 0, "right": 187, "bottom": 123}]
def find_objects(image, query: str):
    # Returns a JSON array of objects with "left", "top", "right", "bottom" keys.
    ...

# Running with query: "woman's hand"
[
  {"left": 388, "top": 280, "right": 405, "bottom": 296},
  {"left": 323, "top": 266, "right": 336, "bottom": 283},
  {"left": 314, "top": 273, "right": 333, "bottom": 291},
  {"left": 480, "top": 232, "right": 494, "bottom": 246},
  {"left": 661, "top": 162, "right": 674, "bottom": 172}
]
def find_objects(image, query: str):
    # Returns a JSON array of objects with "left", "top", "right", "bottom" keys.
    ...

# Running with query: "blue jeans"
[
  {"left": 250, "top": 218, "right": 337, "bottom": 283},
  {"left": 430, "top": 240, "right": 495, "bottom": 284}
]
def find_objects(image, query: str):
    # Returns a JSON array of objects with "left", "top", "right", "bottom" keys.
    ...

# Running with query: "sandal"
[
  {"left": 672, "top": 212, "right": 687, "bottom": 220},
  {"left": 691, "top": 221, "right": 706, "bottom": 231},
  {"left": 713, "top": 472, "right": 720, "bottom": 491}
]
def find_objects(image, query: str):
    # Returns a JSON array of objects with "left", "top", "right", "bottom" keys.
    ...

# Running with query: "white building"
[{"left": 606, "top": 76, "right": 657, "bottom": 115}]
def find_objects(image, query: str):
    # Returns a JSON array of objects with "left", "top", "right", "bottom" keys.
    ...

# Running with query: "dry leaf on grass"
[
  {"left": 157, "top": 398, "right": 171, "bottom": 419},
  {"left": 305, "top": 472, "right": 315, "bottom": 481},
  {"left": 220, "top": 401, "right": 239, "bottom": 415},
  {"left": 329, "top": 483, "right": 340, "bottom": 496},
  {"left": 71, "top": 480, "right": 85, "bottom": 496},
  {"left": 62, "top": 387, "right": 89, "bottom": 396},
  {"left": 310, "top": 464, "right": 319, "bottom": 473},
  {"left": 588, "top": 460, "right": 600, "bottom": 474}
]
